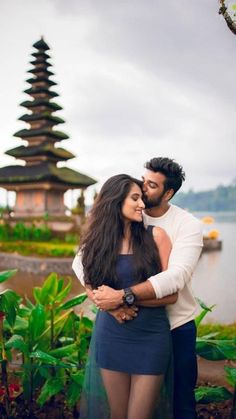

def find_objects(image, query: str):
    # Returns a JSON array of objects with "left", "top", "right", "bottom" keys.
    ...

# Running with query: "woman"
[{"left": 73, "top": 174, "right": 177, "bottom": 419}]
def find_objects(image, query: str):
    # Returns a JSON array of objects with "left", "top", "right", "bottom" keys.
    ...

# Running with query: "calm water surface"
[
  {"left": 0, "top": 212, "right": 235, "bottom": 324},
  {"left": 192, "top": 212, "right": 236, "bottom": 324}
]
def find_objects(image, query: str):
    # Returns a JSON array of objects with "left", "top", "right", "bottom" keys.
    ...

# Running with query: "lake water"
[
  {"left": 192, "top": 212, "right": 236, "bottom": 324},
  {"left": 0, "top": 212, "right": 235, "bottom": 324}
]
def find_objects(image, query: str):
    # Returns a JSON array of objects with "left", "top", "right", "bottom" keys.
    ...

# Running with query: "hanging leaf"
[
  {"left": 59, "top": 293, "right": 87, "bottom": 310},
  {"left": 37, "top": 377, "right": 64, "bottom": 407},
  {"left": 196, "top": 337, "right": 236, "bottom": 360},
  {"left": 5, "top": 334, "right": 28, "bottom": 354},
  {"left": 29, "top": 304, "right": 46, "bottom": 343},
  {"left": 0, "top": 269, "right": 17, "bottom": 283},
  {"left": 225, "top": 366, "right": 236, "bottom": 386},
  {"left": 40, "top": 272, "right": 58, "bottom": 304},
  {"left": 30, "top": 349, "right": 68, "bottom": 367},
  {"left": 195, "top": 385, "right": 232, "bottom": 403}
]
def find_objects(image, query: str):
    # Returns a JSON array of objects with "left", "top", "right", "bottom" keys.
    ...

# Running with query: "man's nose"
[{"left": 142, "top": 182, "right": 147, "bottom": 192}]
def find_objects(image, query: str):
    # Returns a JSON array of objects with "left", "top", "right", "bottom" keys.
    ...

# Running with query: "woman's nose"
[{"left": 139, "top": 199, "right": 145, "bottom": 209}]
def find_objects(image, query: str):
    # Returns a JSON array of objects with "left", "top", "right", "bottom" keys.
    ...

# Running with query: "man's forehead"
[{"left": 143, "top": 169, "right": 166, "bottom": 183}]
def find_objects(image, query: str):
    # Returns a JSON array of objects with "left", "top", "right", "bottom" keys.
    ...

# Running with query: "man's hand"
[
  {"left": 108, "top": 306, "right": 138, "bottom": 324},
  {"left": 93, "top": 285, "right": 124, "bottom": 310}
]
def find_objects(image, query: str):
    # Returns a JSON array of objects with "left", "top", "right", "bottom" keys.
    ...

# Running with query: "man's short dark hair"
[{"left": 144, "top": 157, "right": 185, "bottom": 196}]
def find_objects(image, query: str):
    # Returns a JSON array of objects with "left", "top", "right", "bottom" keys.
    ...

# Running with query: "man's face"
[{"left": 142, "top": 170, "right": 167, "bottom": 208}]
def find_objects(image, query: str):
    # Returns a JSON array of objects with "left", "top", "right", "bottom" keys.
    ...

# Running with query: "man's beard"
[{"left": 143, "top": 191, "right": 166, "bottom": 209}]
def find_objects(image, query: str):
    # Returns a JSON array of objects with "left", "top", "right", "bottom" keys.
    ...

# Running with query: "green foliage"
[
  {"left": 0, "top": 241, "right": 76, "bottom": 257},
  {"left": 225, "top": 366, "right": 236, "bottom": 387},
  {"left": 195, "top": 386, "right": 232, "bottom": 404},
  {"left": 0, "top": 269, "right": 92, "bottom": 414},
  {"left": 198, "top": 323, "right": 236, "bottom": 340},
  {"left": 0, "top": 222, "right": 52, "bottom": 242},
  {"left": 173, "top": 181, "right": 236, "bottom": 211},
  {"left": 195, "top": 299, "right": 236, "bottom": 415},
  {"left": 0, "top": 269, "right": 17, "bottom": 283}
]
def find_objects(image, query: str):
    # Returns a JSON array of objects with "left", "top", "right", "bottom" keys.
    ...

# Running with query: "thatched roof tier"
[
  {"left": 27, "top": 68, "right": 54, "bottom": 77},
  {"left": 20, "top": 100, "right": 62, "bottom": 111},
  {"left": 13, "top": 128, "right": 69, "bottom": 140},
  {"left": 30, "top": 59, "right": 52, "bottom": 67},
  {"left": 19, "top": 113, "right": 65, "bottom": 125},
  {"left": 32, "top": 51, "right": 51, "bottom": 60},
  {"left": 0, "top": 162, "right": 96, "bottom": 188},
  {"left": 6, "top": 144, "right": 75, "bottom": 160},
  {"left": 26, "top": 77, "right": 57, "bottom": 87},
  {"left": 33, "top": 39, "right": 50, "bottom": 51},
  {"left": 24, "top": 87, "right": 58, "bottom": 98}
]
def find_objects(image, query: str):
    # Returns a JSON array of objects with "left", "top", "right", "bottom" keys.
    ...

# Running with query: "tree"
[{"left": 219, "top": 0, "right": 236, "bottom": 35}]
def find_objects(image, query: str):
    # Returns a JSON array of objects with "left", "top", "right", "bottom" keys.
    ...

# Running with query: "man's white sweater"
[{"left": 143, "top": 204, "right": 203, "bottom": 330}]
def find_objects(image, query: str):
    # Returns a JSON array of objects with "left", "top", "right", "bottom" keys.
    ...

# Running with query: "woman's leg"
[
  {"left": 101, "top": 368, "right": 131, "bottom": 419},
  {"left": 128, "top": 374, "right": 164, "bottom": 419}
]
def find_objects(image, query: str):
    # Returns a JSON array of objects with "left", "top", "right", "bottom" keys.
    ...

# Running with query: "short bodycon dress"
[{"left": 95, "top": 245, "right": 172, "bottom": 375}]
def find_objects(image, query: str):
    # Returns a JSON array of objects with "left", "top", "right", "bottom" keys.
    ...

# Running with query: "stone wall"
[{"left": 0, "top": 252, "right": 74, "bottom": 275}]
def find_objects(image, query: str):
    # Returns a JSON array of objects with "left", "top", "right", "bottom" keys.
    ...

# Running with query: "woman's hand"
[
  {"left": 92, "top": 285, "right": 124, "bottom": 310},
  {"left": 108, "top": 306, "right": 139, "bottom": 324}
]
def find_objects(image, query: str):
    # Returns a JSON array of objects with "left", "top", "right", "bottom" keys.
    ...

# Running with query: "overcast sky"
[{"left": 0, "top": 0, "right": 235, "bottom": 206}]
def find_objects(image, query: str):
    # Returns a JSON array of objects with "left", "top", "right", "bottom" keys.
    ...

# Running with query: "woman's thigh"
[
  {"left": 128, "top": 374, "right": 164, "bottom": 419},
  {"left": 101, "top": 368, "right": 131, "bottom": 419}
]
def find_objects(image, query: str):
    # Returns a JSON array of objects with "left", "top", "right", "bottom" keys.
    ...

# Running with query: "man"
[{"left": 73, "top": 157, "right": 203, "bottom": 419}]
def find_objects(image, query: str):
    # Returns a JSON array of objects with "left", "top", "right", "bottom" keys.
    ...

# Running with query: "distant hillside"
[{"left": 172, "top": 182, "right": 236, "bottom": 211}]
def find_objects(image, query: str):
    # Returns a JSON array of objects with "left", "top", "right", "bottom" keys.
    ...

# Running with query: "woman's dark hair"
[
  {"left": 80, "top": 174, "right": 161, "bottom": 288},
  {"left": 145, "top": 157, "right": 185, "bottom": 196}
]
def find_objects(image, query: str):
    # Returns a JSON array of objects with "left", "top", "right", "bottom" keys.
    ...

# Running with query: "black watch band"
[{"left": 123, "top": 287, "right": 136, "bottom": 306}]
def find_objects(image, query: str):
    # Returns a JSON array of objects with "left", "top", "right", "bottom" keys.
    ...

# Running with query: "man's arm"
[
  {"left": 145, "top": 218, "right": 203, "bottom": 299},
  {"left": 92, "top": 218, "right": 203, "bottom": 308}
]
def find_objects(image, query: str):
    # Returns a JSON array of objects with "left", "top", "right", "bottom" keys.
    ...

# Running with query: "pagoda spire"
[
  {"left": 0, "top": 38, "right": 96, "bottom": 217},
  {"left": 11, "top": 37, "right": 69, "bottom": 159}
]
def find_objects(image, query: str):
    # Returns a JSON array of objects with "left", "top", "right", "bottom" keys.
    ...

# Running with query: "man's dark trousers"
[{"left": 171, "top": 320, "right": 198, "bottom": 419}]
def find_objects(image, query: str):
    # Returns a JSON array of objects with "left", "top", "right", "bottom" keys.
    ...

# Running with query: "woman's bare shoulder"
[{"left": 152, "top": 227, "right": 171, "bottom": 245}]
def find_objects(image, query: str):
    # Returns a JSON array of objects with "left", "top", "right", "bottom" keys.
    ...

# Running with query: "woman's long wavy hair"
[{"left": 80, "top": 174, "right": 162, "bottom": 288}]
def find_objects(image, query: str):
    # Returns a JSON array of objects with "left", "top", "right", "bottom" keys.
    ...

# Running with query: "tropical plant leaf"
[
  {"left": 225, "top": 366, "right": 236, "bottom": 386},
  {"left": 25, "top": 296, "right": 35, "bottom": 309},
  {"left": 5, "top": 334, "right": 28, "bottom": 354},
  {"left": 0, "top": 289, "right": 21, "bottom": 327},
  {"left": 29, "top": 304, "right": 47, "bottom": 343},
  {"left": 37, "top": 376, "right": 64, "bottom": 407},
  {"left": 40, "top": 272, "right": 58, "bottom": 303},
  {"left": 195, "top": 298, "right": 216, "bottom": 328},
  {"left": 59, "top": 293, "right": 87, "bottom": 310},
  {"left": 195, "top": 385, "right": 232, "bottom": 403},
  {"left": 12, "top": 316, "right": 29, "bottom": 333},
  {"left": 54, "top": 278, "right": 72, "bottom": 304},
  {"left": 0, "top": 269, "right": 17, "bottom": 283},
  {"left": 196, "top": 337, "right": 236, "bottom": 360},
  {"left": 49, "top": 343, "right": 77, "bottom": 358},
  {"left": 33, "top": 287, "right": 42, "bottom": 305},
  {"left": 30, "top": 350, "right": 68, "bottom": 367},
  {"left": 66, "top": 375, "right": 84, "bottom": 407}
]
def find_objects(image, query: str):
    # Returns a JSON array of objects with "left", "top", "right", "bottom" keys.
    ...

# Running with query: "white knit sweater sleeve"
[
  {"left": 72, "top": 252, "right": 85, "bottom": 286},
  {"left": 148, "top": 217, "right": 203, "bottom": 298}
]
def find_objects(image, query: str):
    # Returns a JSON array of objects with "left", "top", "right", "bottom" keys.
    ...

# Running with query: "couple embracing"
[{"left": 73, "top": 157, "right": 203, "bottom": 419}]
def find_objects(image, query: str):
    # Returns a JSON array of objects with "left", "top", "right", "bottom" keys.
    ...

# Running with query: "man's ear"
[{"left": 164, "top": 189, "right": 174, "bottom": 201}]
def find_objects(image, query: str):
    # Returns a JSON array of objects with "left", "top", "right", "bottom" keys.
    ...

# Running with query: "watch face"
[{"left": 126, "top": 294, "right": 135, "bottom": 305}]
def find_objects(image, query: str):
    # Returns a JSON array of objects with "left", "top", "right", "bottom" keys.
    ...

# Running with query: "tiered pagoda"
[{"left": 0, "top": 38, "right": 96, "bottom": 217}]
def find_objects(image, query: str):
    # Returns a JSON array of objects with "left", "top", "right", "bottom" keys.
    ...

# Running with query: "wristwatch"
[{"left": 123, "top": 287, "right": 136, "bottom": 306}]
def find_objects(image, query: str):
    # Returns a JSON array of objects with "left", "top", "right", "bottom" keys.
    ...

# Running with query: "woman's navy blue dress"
[{"left": 95, "top": 254, "right": 171, "bottom": 375}]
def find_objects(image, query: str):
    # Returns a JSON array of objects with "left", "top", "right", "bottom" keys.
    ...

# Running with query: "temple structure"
[{"left": 0, "top": 38, "right": 96, "bottom": 217}]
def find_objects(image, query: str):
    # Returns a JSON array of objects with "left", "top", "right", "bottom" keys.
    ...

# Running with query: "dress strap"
[{"left": 147, "top": 225, "right": 155, "bottom": 234}]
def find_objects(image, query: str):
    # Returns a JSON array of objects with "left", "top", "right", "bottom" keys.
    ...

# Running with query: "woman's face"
[{"left": 121, "top": 183, "right": 145, "bottom": 223}]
